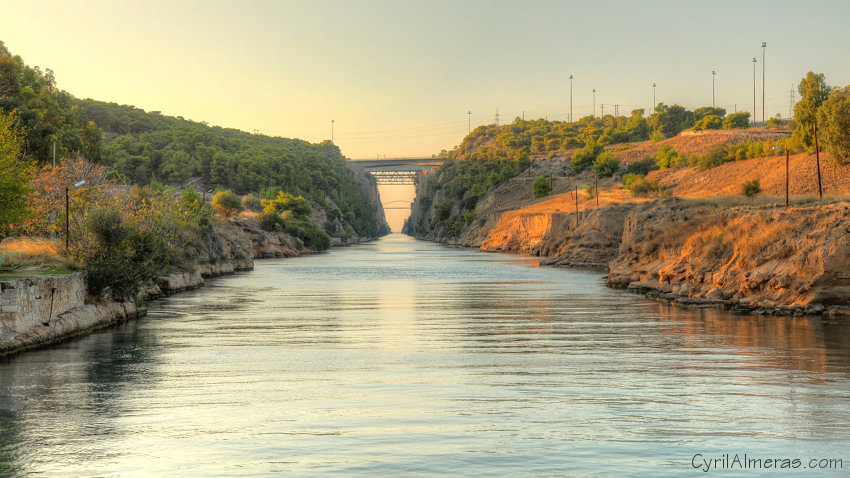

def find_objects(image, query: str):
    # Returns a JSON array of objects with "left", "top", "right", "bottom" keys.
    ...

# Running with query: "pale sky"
[{"left": 2, "top": 0, "right": 849, "bottom": 160}]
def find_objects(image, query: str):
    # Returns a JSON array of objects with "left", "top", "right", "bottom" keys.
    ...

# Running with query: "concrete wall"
[{"left": 0, "top": 272, "right": 87, "bottom": 343}]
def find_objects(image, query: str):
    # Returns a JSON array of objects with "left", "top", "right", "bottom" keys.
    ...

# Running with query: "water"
[{"left": 1, "top": 234, "right": 849, "bottom": 477}]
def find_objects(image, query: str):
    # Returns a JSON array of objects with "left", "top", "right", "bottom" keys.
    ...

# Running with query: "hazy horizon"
[{"left": 3, "top": 0, "right": 849, "bottom": 159}]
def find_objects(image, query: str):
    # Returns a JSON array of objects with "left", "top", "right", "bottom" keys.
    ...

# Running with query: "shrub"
[
  {"left": 592, "top": 151, "right": 620, "bottom": 178},
  {"left": 532, "top": 175, "right": 552, "bottom": 198},
  {"left": 722, "top": 112, "right": 750, "bottom": 129},
  {"left": 693, "top": 115, "right": 722, "bottom": 131},
  {"left": 212, "top": 190, "right": 244, "bottom": 218},
  {"left": 767, "top": 116, "right": 783, "bottom": 128},
  {"left": 570, "top": 140, "right": 603, "bottom": 173},
  {"left": 626, "top": 157, "right": 657, "bottom": 175},
  {"left": 584, "top": 184, "right": 595, "bottom": 199},
  {"left": 434, "top": 201, "right": 452, "bottom": 221},
  {"left": 627, "top": 177, "right": 666, "bottom": 197},
  {"left": 242, "top": 193, "right": 264, "bottom": 212},
  {"left": 654, "top": 144, "right": 681, "bottom": 169},
  {"left": 650, "top": 128, "right": 665, "bottom": 143},
  {"left": 622, "top": 173, "right": 643, "bottom": 189},
  {"left": 742, "top": 179, "right": 761, "bottom": 198}
]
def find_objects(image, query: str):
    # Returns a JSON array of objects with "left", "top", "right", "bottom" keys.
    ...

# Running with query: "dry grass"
[{"left": 0, "top": 237, "right": 75, "bottom": 275}]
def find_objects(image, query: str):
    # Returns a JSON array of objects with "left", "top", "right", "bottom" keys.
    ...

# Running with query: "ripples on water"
[{"left": 1, "top": 234, "right": 849, "bottom": 476}]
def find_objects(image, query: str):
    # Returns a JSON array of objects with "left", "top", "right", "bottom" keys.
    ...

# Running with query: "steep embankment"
[{"left": 405, "top": 130, "right": 850, "bottom": 316}]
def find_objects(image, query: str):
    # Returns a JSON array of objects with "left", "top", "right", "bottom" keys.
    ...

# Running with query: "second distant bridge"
[{"left": 348, "top": 157, "right": 444, "bottom": 184}]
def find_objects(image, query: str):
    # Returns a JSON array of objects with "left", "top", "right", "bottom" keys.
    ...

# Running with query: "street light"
[
  {"left": 467, "top": 110, "right": 471, "bottom": 134},
  {"left": 569, "top": 74, "right": 574, "bottom": 124},
  {"left": 762, "top": 42, "right": 766, "bottom": 123},
  {"left": 331, "top": 119, "right": 334, "bottom": 142},
  {"left": 773, "top": 146, "right": 790, "bottom": 208},
  {"left": 752, "top": 57, "right": 757, "bottom": 124},
  {"left": 592, "top": 88, "right": 596, "bottom": 118},
  {"left": 712, "top": 70, "right": 716, "bottom": 108},
  {"left": 652, "top": 83, "right": 656, "bottom": 113}
]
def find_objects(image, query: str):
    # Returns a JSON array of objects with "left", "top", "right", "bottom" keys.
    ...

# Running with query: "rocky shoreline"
[{"left": 0, "top": 219, "right": 380, "bottom": 359}]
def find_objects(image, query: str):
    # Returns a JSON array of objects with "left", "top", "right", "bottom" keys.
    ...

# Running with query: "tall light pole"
[
  {"left": 652, "top": 83, "right": 656, "bottom": 113},
  {"left": 331, "top": 119, "right": 334, "bottom": 142},
  {"left": 569, "top": 74, "right": 574, "bottom": 124},
  {"left": 752, "top": 57, "right": 757, "bottom": 124},
  {"left": 762, "top": 41, "right": 766, "bottom": 122},
  {"left": 467, "top": 110, "right": 471, "bottom": 134},
  {"left": 592, "top": 88, "right": 596, "bottom": 118},
  {"left": 712, "top": 71, "right": 716, "bottom": 108}
]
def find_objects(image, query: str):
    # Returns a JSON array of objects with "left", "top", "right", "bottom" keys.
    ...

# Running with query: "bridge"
[{"left": 348, "top": 157, "right": 444, "bottom": 184}]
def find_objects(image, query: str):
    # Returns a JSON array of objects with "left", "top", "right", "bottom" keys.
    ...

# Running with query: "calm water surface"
[{"left": 1, "top": 234, "right": 849, "bottom": 476}]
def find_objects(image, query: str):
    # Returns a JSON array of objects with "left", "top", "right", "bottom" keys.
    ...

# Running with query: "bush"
[
  {"left": 693, "top": 115, "right": 722, "bottom": 131},
  {"left": 654, "top": 144, "right": 681, "bottom": 169},
  {"left": 242, "top": 193, "right": 264, "bottom": 212},
  {"left": 570, "top": 140, "right": 603, "bottom": 173},
  {"left": 622, "top": 173, "right": 643, "bottom": 189},
  {"left": 723, "top": 112, "right": 750, "bottom": 129},
  {"left": 742, "top": 179, "right": 761, "bottom": 198},
  {"left": 212, "top": 189, "right": 244, "bottom": 218},
  {"left": 626, "top": 157, "right": 657, "bottom": 175},
  {"left": 592, "top": 151, "right": 620, "bottom": 178},
  {"left": 817, "top": 85, "right": 850, "bottom": 164},
  {"left": 434, "top": 201, "right": 452, "bottom": 221},
  {"left": 532, "top": 175, "right": 552, "bottom": 198},
  {"left": 84, "top": 208, "right": 173, "bottom": 300},
  {"left": 627, "top": 177, "right": 665, "bottom": 196},
  {"left": 767, "top": 116, "right": 783, "bottom": 127},
  {"left": 650, "top": 128, "right": 665, "bottom": 143}
]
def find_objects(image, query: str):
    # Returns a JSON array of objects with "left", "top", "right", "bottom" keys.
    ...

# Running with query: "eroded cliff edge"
[{"left": 405, "top": 167, "right": 850, "bottom": 317}]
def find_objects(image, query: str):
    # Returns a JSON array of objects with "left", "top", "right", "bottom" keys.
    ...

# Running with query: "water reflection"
[{"left": 1, "top": 234, "right": 848, "bottom": 476}]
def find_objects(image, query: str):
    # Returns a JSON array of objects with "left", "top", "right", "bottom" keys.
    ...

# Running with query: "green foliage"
[
  {"left": 434, "top": 201, "right": 452, "bottom": 221},
  {"left": 84, "top": 206, "right": 175, "bottom": 300},
  {"left": 653, "top": 145, "right": 681, "bottom": 169},
  {"left": 817, "top": 85, "right": 850, "bottom": 164},
  {"left": 461, "top": 210, "right": 476, "bottom": 227},
  {"left": 622, "top": 173, "right": 643, "bottom": 189},
  {"left": 0, "top": 111, "right": 33, "bottom": 238},
  {"left": 626, "top": 157, "right": 658, "bottom": 175},
  {"left": 648, "top": 104, "right": 695, "bottom": 137},
  {"left": 793, "top": 72, "right": 830, "bottom": 148},
  {"left": 211, "top": 189, "right": 244, "bottom": 218},
  {"left": 649, "top": 128, "right": 665, "bottom": 143},
  {"left": 571, "top": 140, "right": 603, "bottom": 173},
  {"left": 592, "top": 151, "right": 620, "bottom": 178},
  {"left": 626, "top": 176, "right": 665, "bottom": 196},
  {"left": 766, "top": 116, "right": 783, "bottom": 127},
  {"left": 694, "top": 107, "right": 726, "bottom": 121},
  {"left": 692, "top": 115, "right": 722, "bottom": 131},
  {"left": 742, "top": 179, "right": 761, "bottom": 198},
  {"left": 722, "top": 112, "right": 750, "bottom": 129},
  {"left": 532, "top": 175, "right": 552, "bottom": 198},
  {"left": 0, "top": 42, "right": 102, "bottom": 164}
]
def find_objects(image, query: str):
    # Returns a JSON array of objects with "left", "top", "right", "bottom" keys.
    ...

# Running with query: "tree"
[
  {"left": 592, "top": 151, "right": 620, "bottom": 178},
  {"left": 793, "top": 72, "right": 830, "bottom": 148},
  {"left": 694, "top": 107, "right": 726, "bottom": 121},
  {"left": 570, "top": 139, "right": 603, "bottom": 173},
  {"left": 532, "top": 175, "right": 551, "bottom": 198},
  {"left": 693, "top": 115, "right": 722, "bottom": 131},
  {"left": 0, "top": 111, "right": 34, "bottom": 238},
  {"left": 722, "top": 112, "right": 750, "bottom": 129},
  {"left": 817, "top": 86, "right": 850, "bottom": 164},
  {"left": 211, "top": 189, "right": 244, "bottom": 218}
]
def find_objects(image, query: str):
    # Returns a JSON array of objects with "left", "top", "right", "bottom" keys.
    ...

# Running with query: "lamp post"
[
  {"left": 592, "top": 89, "right": 596, "bottom": 118},
  {"left": 773, "top": 146, "right": 789, "bottom": 208},
  {"left": 331, "top": 119, "right": 334, "bottom": 142},
  {"left": 569, "top": 74, "right": 574, "bottom": 124},
  {"left": 762, "top": 42, "right": 766, "bottom": 123},
  {"left": 652, "top": 83, "right": 656, "bottom": 113},
  {"left": 65, "top": 180, "right": 86, "bottom": 253},
  {"left": 752, "top": 57, "right": 757, "bottom": 124},
  {"left": 467, "top": 110, "right": 471, "bottom": 134},
  {"left": 712, "top": 70, "right": 716, "bottom": 108}
]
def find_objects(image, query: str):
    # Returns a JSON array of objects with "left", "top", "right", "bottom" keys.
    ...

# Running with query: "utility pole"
[
  {"left": 468, "top": 110, "right": 472, "bottom": 134},
  {"left": 569, "top": 74, "right": 574, "bottom": 124},
  {"left": 331, "top": 119, "right": 334, "bottom": 142},
  {"left": 762, "top": 42, "right": 766, "bottom": 123},
  {"left": 600, "top": 104, "right": 605, "bottom": 118},
  {"left": 712, "top": 70, "right": 716, "bottom": 108},
  {"left": 752, "top": 57, "right": 757, "bottom": 124},
  {"left": 494, "top": 108, "right": 500, "bottom": 126},
  {"left": 652, "top": 83, "right": 656, "bottom": 113}
]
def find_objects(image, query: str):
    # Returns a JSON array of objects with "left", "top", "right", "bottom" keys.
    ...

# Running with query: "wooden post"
[
  {"left": 65, "top": 187, "right": 70, "bottom": 253},
  {"left": 814, "top": 122, "right": 823, "bottom": 200},
  {"left": 574, "top": 187, "right": 579, "bottom": 228},
  {"left": 785, "top": 149, "right": 789, "bottom": 209},
  {"left": 595, "top": 176, "right": 599, "bottom": 207}
]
